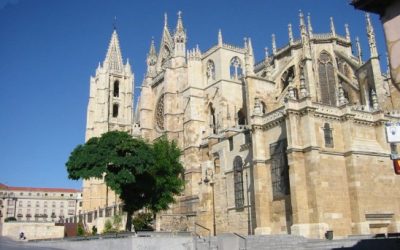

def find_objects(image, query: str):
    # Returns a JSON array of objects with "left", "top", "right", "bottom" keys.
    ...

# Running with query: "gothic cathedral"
[{"left": 82, "top": 12, "right": 400, "bottom": 238}]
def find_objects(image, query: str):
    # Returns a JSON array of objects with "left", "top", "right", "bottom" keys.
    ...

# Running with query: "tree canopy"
[{"left": 66, "top": 131, "right": 184, "bottom": 231}]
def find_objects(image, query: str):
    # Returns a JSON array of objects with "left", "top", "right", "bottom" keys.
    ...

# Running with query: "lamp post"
[{"left": 203, "top": 169, "right": 216, "bottom": 236}]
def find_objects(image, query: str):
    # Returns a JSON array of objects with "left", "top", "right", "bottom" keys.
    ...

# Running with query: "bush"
[
  {"left": 77, "top": 223, "right": 85, "bottom": 236},
  {"left": 103, "top": 219, "right": 114, "bottom": 233},
  {"left": 112, "top": 214, "right": 122, "bottom": 231},
  {"left": 132, "top": 212, "right": 154, "bottom": 231},
  {"left": 5, "top": 217, "right": 17, "bottom": 222}
]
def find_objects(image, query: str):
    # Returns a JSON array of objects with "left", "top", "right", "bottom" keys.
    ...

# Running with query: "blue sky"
[{"left": 0, "top": 0, "right": 387, "bottom": 190}]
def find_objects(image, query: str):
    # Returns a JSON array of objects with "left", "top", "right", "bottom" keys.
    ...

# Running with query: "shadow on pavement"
[
  {"left": 333, "top": 238, "right": 400, "bottom": 250},
  {"left": 0, "top": 236, "right": 64, "bottom": 250}
]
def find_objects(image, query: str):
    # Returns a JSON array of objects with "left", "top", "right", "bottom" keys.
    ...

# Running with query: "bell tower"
[{"left": 83, "top": 28, "right": 134, "bottom": 211}]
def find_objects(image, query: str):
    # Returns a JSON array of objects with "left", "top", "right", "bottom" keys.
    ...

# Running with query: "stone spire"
[
  {"left": 299, "top": 10, "right": 310, "bottom": 58},
  {"left": 330, "top": 17, "right": 336, "bottom": 37},
  {"left": 146, "top": 38, "right": 157, "bottom": 77},
  {"left": 307, "top": 13, "right": 313, "bottom": 38},
  {"left": 272, "top": 34, "right": 277, "bottom": 55},
  {"left": 218, "top": 29, "right": 223, "bottom": 47},
  {"left": 355, "top": 36, "right": 362, "bottom": 63},
  {"left": 366, "top": 13, "right": 378, "bottom": 58},
  {"left": 173, "top": 11, "right": 186, "bottom": 57},
  {"left": 345, "top": 24, "right": 351, "bottom": 42},
  {"left": 245, "top": 37, "right": 255, "bottom": 75},
  {"left": 288, "top": 23, "right": 294, "bottom": 44},
  {"left": 103, "top": 30, "right": 124, "bottom": 73}
]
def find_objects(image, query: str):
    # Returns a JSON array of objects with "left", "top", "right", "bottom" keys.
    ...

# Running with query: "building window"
[
  {"left": 37, "top": 193, "right": 40, "bottom": 196},
  {"left": 68, "top": 209, "right": 74, "bottom": 216},
  {"left": 36, "top": 201, "right": 40, "bottom": 207},
  {"left": 60, "top": 202, "right": 64, "bottom": 208},
  {"left": 113, "top": 80, "right": 119, "bottom": 97},
  {"left": 318, "top": 52, "right": 336, "bottom": 106},
  {"left": 112, "top": 104, "right": 119, "bottom": 118},
  {"left": 206, "top": 60, "right": 216, "bottom": 82},
  {"left": 70, "top": 194, "right": 73, "bottom": 197},
  {"left": 229, "top": 137, "right": 234, "bottom": 151},
  {"left": 52, "top": 202, "right": 56, "bottom": 208},
  {"left": 20, "top": 192, "right": 23, "bottom": 196},
  {"left": 45, "top": 193, "right": 48, "bottom": 196},
  {"left": 323, "top": 123, "right": 334, "bottom": 148},
  {"left": 155, "top": 95, "right": 165, "bottom": 130},
  {"left": 230, "top": 56, "right": 243, "bottom": 80},
  {"left": 237, "top": 108, "right": 246, "bottom": 125},
  {"left": 233, "top": 156, "right": 244, "bottom": 209},
  {"left": 19, "top": 201, "right": 23, "bottom": 207},
  {"left": 270, "top": 139, "right": 290, "bottom": 199},
  {"left": 68, "top": 201, "right": 75, "bottom": 207},
  {"left": 27, "top": 201, "right": 31, "bottom": 207},
  {"left": 44, "top": 201, "right": 47, "bottom": 208}
]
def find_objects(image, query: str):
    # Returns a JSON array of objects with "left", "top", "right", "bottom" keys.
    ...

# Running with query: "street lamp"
[{"left": 203, "top": 169, "right": 216, "bottom": 236}]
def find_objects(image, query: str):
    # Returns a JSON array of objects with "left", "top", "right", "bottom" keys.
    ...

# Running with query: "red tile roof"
[{"left": 0, "top": 183, "right": 80, "bottom": 193}]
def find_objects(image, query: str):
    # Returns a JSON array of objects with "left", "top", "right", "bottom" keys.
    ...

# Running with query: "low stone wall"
[
  {"left": 31, "top": 236, "right": 194, "bottom": 250},
  {"left": 0, "top": 222, "right": 64, "bottom": 240}
]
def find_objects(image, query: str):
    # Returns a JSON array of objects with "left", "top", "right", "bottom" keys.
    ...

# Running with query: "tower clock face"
[{"left": 155, "top": 94, "right": 165, "bottom": 130}]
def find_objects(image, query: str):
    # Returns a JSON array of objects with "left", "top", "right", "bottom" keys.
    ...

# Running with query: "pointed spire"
[
  {"left": 146, "top": 38, "right": 157, "bottom": 77},
  {"left": 245, "top": 37, "right": 255, "bottom": 75},
  {"left": 345, "top": 24, "right": 351, "bottom": 42},
  {"left": 264, "top": 47, "right": 269, "bottom": 59},
  {"left": 355, "top": 36, "right": 362, "bottom": 63},
  {"left": 299, "top": 10, "right": 305, "bottom": 27},
  {"left": 299, "top": 10, "right": 310, "bottom": 58},
  {"left": 272, "top": 34, "right": 277, "bottom": 55},
  {"left": 175, "top": 10, "right": 184, "bottom": 33},
  {"left": 366, "top": 13, "right": 378, "bottom": 58},
  {"left": 218, "top": 29, "right": 223, "bottom": 47},
  {"left": 104, "top": 30, "right": 124, "bottom": 72},
  {"left": 248, "top": 37, "right": 254, "bottom": 57},
  {"left": 125, "top": 58, "right": 132, "bottom": 74},
  {"left": 307, "top": 13, "right": 313, "bottom": 38},
  {"left": 288, "top": 23, "right": 294, "bottom": 44},
  {"left": 164, "top": 13, "right": 168, "bottom": 28},
  {"left": 330, "top": 17, "right": 336, "bottom": 37}
]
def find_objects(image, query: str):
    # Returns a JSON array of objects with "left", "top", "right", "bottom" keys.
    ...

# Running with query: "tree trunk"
[{"left": 125, "top": 210, "right": 133, "bottom": 232}]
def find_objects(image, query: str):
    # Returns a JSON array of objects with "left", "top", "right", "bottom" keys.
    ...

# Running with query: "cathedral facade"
[{"left": 82, "top": 11, "right": 400, "bottom": 238}]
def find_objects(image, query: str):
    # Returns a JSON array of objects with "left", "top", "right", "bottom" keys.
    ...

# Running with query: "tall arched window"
[
  {"left": 155, "top": 95, "right": 165, "bottom": 130},
  {"left": 113, "top": 81, "right": 119, "bottom": 97},
  {"left": 281, "top": 66, "right": 295, "bottom": 92},
  {"left": 230, "top": 57, "right": 243, "bottom": 80},
  {"left": 318, "top": 52, "right": 336, "bottom": 106},
  {"left": 323, "top": 123, "right": 334, "bottom": 148},
  {"left": 112, "top": 104, "right": 119, "bottom": 118},
  {"left": 233, "top": 156, "right": 244, "bottom": 209},
  {"left": 206, "top": 60, "right": 216, "bottom": 82},
  {"left": 270, "top": 140, "right": 290, "bottom": 199}
]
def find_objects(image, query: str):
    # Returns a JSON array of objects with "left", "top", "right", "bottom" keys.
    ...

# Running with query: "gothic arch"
[
  {"left": 206, "top": 60, "right": 216, "bottom": 82},
  {"left": 280, "top": 66, "right": 295, "bottom": 93},
  {"left": 230, "top": 56, "right": 243, "bottom": 80},
  {"left": 113, "top": 80, "right": 119, "bottom": 97},
  {"left": 318, "top": 51, "right": 336, "bottom": 106}
]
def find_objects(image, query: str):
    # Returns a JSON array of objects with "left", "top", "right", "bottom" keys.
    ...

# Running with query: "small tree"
[
  {"left": 112, "top": 214, "right": 122, "bottom": 231},
  {"left": 103, "top": 219, "right": 113, "bottom": 233},
  {"left": 66, "top": 131, "right": 184, "bottom": 231},
  {"left": 132, "top": 212, "right": 154, "bottom": 231},
  {"left": 77, "top": 223, "right": 85, "bottom": 236}
]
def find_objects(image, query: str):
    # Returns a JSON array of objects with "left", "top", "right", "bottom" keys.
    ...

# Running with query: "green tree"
[{"left": 66, "top": 131, "right": 184, "bottom": 231}]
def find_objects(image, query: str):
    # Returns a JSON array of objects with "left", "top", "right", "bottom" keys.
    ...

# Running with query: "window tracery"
[
  {"left": 233, "top": 156, "right": 244, "bottom": 209},
  {"left": 206, "top": 60, "right": 216, "bottom": 82},
  {"left": 323, "top": 123, "right": 334, "bottom": 148},
  {"left": 112, "top": 104, "right": 119, "bottom": 118},
  {"left": 230, "top": 57, "right": 243, "bottom": 80},
  {"left": 281, "top": 66, "right": 295, "bottom": 92},
  {"left": 318, "top": 52, "right": 336, "bottom": 106},
  {"left": 155, "top": 95, "right": 165, "bottom": 130},
  {"left": 270, "top": 140, "right": 290, "bottom": 199}
]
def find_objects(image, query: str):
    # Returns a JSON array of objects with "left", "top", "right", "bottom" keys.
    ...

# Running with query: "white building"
[{"left": 0, "top": 183, "right": 82, "bottom": 223}]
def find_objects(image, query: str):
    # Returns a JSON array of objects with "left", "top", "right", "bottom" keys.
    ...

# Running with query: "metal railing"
[
  {"left": 233, "top": 232, "right": 247, "bottom": 250},
  {"left": 194, "top": 222, "right": 211, "bottom": 250}
]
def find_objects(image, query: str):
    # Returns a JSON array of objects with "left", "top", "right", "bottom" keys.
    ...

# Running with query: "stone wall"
[{"left": 1, "top": 222, "right": 64, "bottom": 240}]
